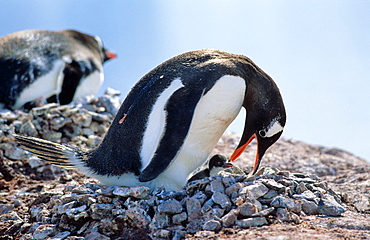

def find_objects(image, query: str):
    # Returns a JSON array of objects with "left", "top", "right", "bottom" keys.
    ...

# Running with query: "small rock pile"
[
  {"left": 0, "top": 88, "right": 120, "bottom": 181},
  {"left": 8, "top": 167, "right": 346, "bottom": 240},
  {"left": 0, "top": 88, "right": 352, "bottom": 239}
]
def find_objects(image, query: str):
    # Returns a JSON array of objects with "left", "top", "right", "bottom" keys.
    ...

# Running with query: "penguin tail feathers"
[{"left": 13, "top": 134, "right": 84, "bottom": 169}]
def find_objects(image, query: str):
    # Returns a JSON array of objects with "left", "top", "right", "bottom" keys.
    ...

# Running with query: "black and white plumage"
[
  {"left": 15, "top": 49, "right": 286, "bottom": 191},
  {"left": 0, "top": 29, "right": 116, "bottom": 109},
  {"left": 187, "top": 154, "right": 233, "bottom": 182}
]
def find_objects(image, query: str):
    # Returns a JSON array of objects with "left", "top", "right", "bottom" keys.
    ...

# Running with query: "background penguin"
[
  {"left": 0, "top": 29, "right": 116, "bottom": 109},
  {"left": 14, "top": 49, "right": 286, "bottom": 191},
  {"left": 187, "top": 154, "right": 233, "bottom": 182}
]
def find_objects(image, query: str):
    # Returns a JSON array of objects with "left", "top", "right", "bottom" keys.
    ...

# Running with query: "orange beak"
[
  {"left": 229, "top": 133, "right": 260, "bottom": 175},
  {"left": 105, "top": 50, "right": 117, "bottom": 60},
  {"left": 229, "top": 133, "right": 256, "bottom": 161}
]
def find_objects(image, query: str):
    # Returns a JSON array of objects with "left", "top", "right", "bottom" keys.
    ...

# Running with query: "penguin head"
[
  {"left": 230, "top": 73, "right": 286, "bottom": 175},
  {"left": 61, "top": 30, "right": 116, "bottom": 64},
  {"left": 209, "top": 154, "right": 233, "bottom": 169},
  {"left": 208, "top": 154, "right": 234, "bottom": 176},
  {"left": 93, "top": 35, "right": 117, "bottom": 63}
]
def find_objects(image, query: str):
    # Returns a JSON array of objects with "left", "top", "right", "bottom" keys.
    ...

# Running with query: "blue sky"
[{"left": 1, "top": 1, "right": 369, "bottom": 161}]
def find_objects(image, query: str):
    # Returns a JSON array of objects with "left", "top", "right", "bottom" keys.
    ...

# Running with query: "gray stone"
[
  {"left": 202, "top": 198, "right": 214, "bottom": 213},
  {"left": 33, "top": 224, "right": 57, "bottom": 240},
  {"left": 66, "top": 205, "right": 88, "bottom": 221},
  {"left": 50, "top": 231, "right": 71, "bottom": 239},
  {"left": 293, "top": 190, "right": 317, "bottom": 201},
  {"left": 263, "top": 189, "right": 278, "bottom": 199},
  {"left": 252, "top": 207, "right": 275, "bottom": 217},
  {"left": 236, "top": 217, "right": 268, "bottom": 228},
  {"left": 89, "top": 203, "right": 113, "bottom": 219},
  {"left": 212, "top": 192, "right": 231, "bottom": 210},
  {"left": 222, "top": 176, "right": 236, "bottom": 188},
  {"left": 225, "top": 182, "right": 244, "bottom": 197},
  {"left": 28, "top": 157, "right": 43, "bottom": 169},
  {"left": 270, "top": 196, "right": 302, "bottom": 213},
  {"left": 172, "top": 212, "right": 187, "bottom": 224},
  {"left": 204, "top": 207, "right": 225, "bottom": 219},
  {"left": 82, "top": 128, "right": 95, "bottom": 136},
  {"left": 172, "top": 230, "right": 187, "bottom": 240},
  {"left": 276, "top": 207, "right": 290, "bottom": 221},
  {"left": 238, "top": 202, "right": 259, "bottom": 217},
  {"left": 55, "top": 201, "right": 76, "bottom": 215},
  {"left": 209, "top": 179, "right": 225, "bottom": 193},
  {"left": 202, "top": 219, "right": 222, "bottom": 232},
  {"left": 112, "top": 186, "right": 150, "bottom": 199},
  {"left": 126, "top": 207, "right": 151, "bottom": 229},
  {"left": 239, "top": 182, "right": 269, "bottom": 200},
  {"left": 0, "top": 143, "right": 28, "bottom": 160},
  {"left": 19, "top": 120, "right": 38, "bottom": 136},
  {"left": 262, "top": 179, "right": 287, "bottom": 192},
  {"left": 158, "top": 199, "right": 183, "bottom": 214},
  {"left": 353, "top": 195, "right": 370, "bottom": 212},
  {"left": 318, "top": 199, "right": 345, "bottom": 216},
  {"left": 154, "top": 229, "right": 171, "bottom": 238},
  {"left": 301, "top": 199, "right": 319, "bottom": 215},
  {"left": 88, "top": 111, "right": 112, "bottom": 122},
  {"left": 85, "top": 231, "right": 110, "bottom": 240},
  {"left": 151, "top": 212, "right": 170, "bottom": 229},
  {"left": 295, "top": 182, "right": 309, "bottom": 194},
  {"left": 221, "top": 209, "right": 238, "bottom": 227},
  {"left": 0, "top": 203, "right": 15, "bottom": 214},
  {"left": 86, "top": 135, "right": 102, "bottom": 147},
  {"left": 72, "top": 185, "right": 94, "bottom": 194},
  {"left": 276, "top": 208, "right": 301, "bottom": 223},
  {"left": 313, "top": 181, "right": 329, "bottom": 190},
  {"left": 186, "top": 197, "right": 202, "bottom": 221},
  {"left": 191, "top": 191, "right": 208, "bottom": 205}
]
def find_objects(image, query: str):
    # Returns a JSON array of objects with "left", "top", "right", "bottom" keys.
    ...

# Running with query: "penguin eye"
[{"left": 259, "top": 130, "right": 266, "bottom": 138}]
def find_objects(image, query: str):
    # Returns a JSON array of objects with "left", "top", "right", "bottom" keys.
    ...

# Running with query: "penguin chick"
[
  {"left": 0, "top": 29, "right": 116, "bottom": 109},
  {"left": 14, "top": 49, "right": 286, "bottom": 191},
  {"left": 187, "top": 154, "right": 233, "bottom": 182}
]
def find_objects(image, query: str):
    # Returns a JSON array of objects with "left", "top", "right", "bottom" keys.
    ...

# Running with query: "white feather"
[
  {"left": 140, "top": 78, "right": 184, "bottom": 170},
  {"left": 73, "top": 70, "right": 104, "bottom": 101},
  {"left": 14, "top": 60, "right": 65, "bottom": 109}
]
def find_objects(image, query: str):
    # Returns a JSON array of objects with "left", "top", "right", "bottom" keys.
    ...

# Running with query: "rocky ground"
[{"left": 0, "top": 90, "right": 369, "bottom": 240}]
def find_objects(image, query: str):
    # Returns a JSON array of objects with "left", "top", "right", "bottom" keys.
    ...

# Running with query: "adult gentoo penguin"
[
  {"left": 14, "top": 49, "right": 286, "bottom": 191},
  {"left": 0, "top": 29, "right": 116, "bottom": 109}
]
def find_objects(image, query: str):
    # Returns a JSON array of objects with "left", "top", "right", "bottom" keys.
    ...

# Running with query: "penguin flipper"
[{"left": 138, "top": 87, "right": 204, "bottom": 182}]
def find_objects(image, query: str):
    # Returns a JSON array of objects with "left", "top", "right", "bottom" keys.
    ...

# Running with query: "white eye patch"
[
  {"left": 259, "top": 118, "right": 284, "bottom": 138},
  {"left": 94, "top": 36, "right": 103, "bottom": 49}
]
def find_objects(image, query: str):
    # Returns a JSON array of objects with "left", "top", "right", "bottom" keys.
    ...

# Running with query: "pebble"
[
  {"left": 0, "top": 203, "right": 15, "bottom": 214},
  {"left": 236, "top": 217, "right": 268, "bottom": 228},
  {"left": 202, "top": 219, "right": 221, "bottom": 231},
  {"left": 239, "top": 182, "right": 269, "bottom": 200},
  {"left": 212, "top": 192, "right": 231, "bottom": 210},
  {"left": 173, "top": 212, "right": 188, "bottom": 224},
  {"left": 270, "top": 196, "right": 302, "bottom": 213},
  {"left": 300, "top": 199, "right": 319, "bottom": 215},
  {"left": 112, "top": 186, "right": 150, "bottom": 199},
  {"left": 158, "top": 199, "right": 183, "bottom": 214},
  {"left": 33, "top": 224, "right": 57, "bottom": 240},
  {"left": 221, "top": 209, "right": 238, "bottom": 227},
  {"left": 318, "top": 199, "right": 345, "bottom": 216},
  {"left": 186, "top": 197, "right": 202, "bottom": 221},
  {"left": 238, "top": 202, "right": 259, "bottom": 217}
]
